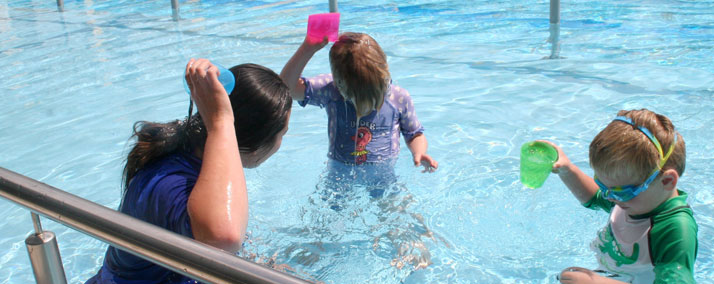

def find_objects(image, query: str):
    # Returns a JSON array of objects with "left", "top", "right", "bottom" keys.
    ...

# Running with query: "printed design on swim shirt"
[
  {"left": 300, "top": 74, "right": 424, "bottom": 164},
  {"left": 351, "top": 126, "right": 372, "bottom": 165},
  {"left": 596, "top": 225, "right": 640, "bottom": 267},
  {"left": 588, "top": 202, "right": 656, "bottom": 283},
  {"left": 584, "top": 190, "right": 698, "bottom": 284}
]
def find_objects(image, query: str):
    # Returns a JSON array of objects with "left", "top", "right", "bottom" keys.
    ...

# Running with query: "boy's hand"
[
  {"left": 537, "top": 140, "right": 600, "bottom": 204},
  {"left": 537, "top": 140, "right": 572, "bottom": 175},
  {"left": 559, "top": 267, "right": 597, "bottom": 283},
  {"left": 414, "top": 153, "right": 438, "bottom": 173},
  {"left": 558, "top": 267, "right": 622, "bottom": 284}
]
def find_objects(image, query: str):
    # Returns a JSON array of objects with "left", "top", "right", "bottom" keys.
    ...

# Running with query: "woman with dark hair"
[{"left": 87, "top": 59, "right": 292, "bottom": 284}]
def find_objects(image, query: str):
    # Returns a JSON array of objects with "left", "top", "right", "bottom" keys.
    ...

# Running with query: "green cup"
[{"left": 520, "top": 141, "right": 559, "bottom": 189}]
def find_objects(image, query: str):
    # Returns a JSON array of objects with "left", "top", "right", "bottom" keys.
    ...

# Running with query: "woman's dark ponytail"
[
  {"left": 122, "top": 63, "right": 290, "bottom": 191},
  {"left": 122, "top": 115, "right": 206, "bottom": 190}
]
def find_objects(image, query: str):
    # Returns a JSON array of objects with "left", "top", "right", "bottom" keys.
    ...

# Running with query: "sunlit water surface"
[{"left": 1, "top": 0, "right": 712, "bottom": 283}]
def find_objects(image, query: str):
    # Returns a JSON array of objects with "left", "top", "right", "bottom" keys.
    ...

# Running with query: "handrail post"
[
  {"left": 549, "top": 0, "right": 560, "bottom": 24},
  {"left": 56, "top": 0, "right": 64, "bottom": 12},
  {"left": 171, "top": 0, "right": 180, "bottom": 21},
  {"left": 548, "top": 0, "right": 561, "bottom": 59},
  {"left": 26, "top": 213, "right": 68, "bottom": 284},
  {"left": 329, "top": 0, "right": 338, "bottom": 13}
]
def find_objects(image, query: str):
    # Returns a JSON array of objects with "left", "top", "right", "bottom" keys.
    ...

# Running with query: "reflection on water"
[
  {"left": 2, "top": 0, "right": 712, "bottom": 282},
  {"left": 241, "top": 160, "right": 450, "bottom": 281}
]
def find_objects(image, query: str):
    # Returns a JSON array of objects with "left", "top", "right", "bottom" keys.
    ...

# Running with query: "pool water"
[{"left": 1, "top": 0, "right": 713, "bottom": 283}]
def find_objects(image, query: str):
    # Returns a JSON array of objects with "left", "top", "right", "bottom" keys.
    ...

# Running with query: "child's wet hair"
[
  {"left": 589, "top": 109, "right": 685, "bottom": 183},
  {"left": 329, "top": 32, "right": 390, "bottom": 117}
]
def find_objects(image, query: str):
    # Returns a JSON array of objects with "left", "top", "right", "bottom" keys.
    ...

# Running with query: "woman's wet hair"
[
  {"left": 122, "top": 63, "right": 291, "bottom": 190},
  {"left": 228, "top": 63, "right": 292, "bottom": 153}
]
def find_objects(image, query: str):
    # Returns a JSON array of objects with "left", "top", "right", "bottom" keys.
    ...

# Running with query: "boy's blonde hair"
[
  {"left": 589, "top": 109, "right": 686, "bottom": 183},
  {"left": 329, "top": 32, "right": 390, "bottom": 118}
]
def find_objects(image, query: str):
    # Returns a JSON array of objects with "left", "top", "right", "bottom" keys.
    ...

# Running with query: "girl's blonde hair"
[
  {"left": 329, "top": 32, "right": 390, "bottom": 117},
  {"left": 589, "top": 109, "right": 686, "bottom": 183}
]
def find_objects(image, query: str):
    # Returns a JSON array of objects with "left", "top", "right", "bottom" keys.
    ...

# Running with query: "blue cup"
[{"left": 183, "top": 63, "right": 235, "bottom": 95}]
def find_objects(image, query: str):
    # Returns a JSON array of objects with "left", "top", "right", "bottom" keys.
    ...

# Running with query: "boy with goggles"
[{"left": 544, "top": 109, "right": 698, "bottom": 284}]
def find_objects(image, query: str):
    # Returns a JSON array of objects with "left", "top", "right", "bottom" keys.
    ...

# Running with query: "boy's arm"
[
  {"left": 406, "top": 134, "right": 438, "bottom": 172},
  {"left": 280, "top": 37, "right": 328, "bottom": 101},
  {"left": 650, "top": 211, "right": 698, "bottom": 284},
  {"left": 540, "top": 140, "right": 599, "bottom": 204}
]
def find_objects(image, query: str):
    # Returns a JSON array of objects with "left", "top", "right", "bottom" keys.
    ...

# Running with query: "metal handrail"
[
  {"left": 0, "top": 167, "right": 310, "bottom": 284},
  {"left": 26, "top": 212, "right": 67, "bottom": 284}
]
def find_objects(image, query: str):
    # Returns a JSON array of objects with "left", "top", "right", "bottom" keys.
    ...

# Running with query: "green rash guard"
[{"left": 583, "top": 190, "right": 698, "bottom": 284}]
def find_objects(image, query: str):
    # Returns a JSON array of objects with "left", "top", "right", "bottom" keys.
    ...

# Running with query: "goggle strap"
[
  {"left": 613, "top": 116, "right": 669, "bottom": 161},
  {"left": 613, "top": 115, "right": 679, "bottom": 172},
  {"left": 635, "top": 169, "right": 661, "bottom": 197},
  {"left": 660, "top": 132, "right": 678, "bottom": 169},
  {"left": 613, "top": 116, "right": 664, "bottom": 157}
]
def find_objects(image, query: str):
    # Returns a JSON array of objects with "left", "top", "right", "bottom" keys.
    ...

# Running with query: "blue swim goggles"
[{"left": 593, "top": 116, "right": 677, "bottom": 202}]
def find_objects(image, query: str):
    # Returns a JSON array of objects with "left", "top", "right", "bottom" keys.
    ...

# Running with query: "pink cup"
[{"left": 307, "top": 13, "right": 340, "bottom": 43}]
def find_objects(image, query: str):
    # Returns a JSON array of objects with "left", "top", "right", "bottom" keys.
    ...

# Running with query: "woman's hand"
[{"left": 185, "top": 58, "right": 233, "bottom": 131}]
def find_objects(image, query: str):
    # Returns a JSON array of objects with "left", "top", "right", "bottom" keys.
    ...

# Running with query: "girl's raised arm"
[{"left": 280, "top": 36, "right": 328, "bottom": 101}]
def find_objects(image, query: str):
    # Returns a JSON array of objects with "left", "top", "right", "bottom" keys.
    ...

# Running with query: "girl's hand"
[
  {"left": 537, "top": 140, "right": 572, "bottom": 175},
  {"left": 185, "top": 58, "right": 233, "bottom": 131},
  {"left": 414, "top": 153, "right": 438, "bottom": 173},
  {"left": 303, "top": 35, "right": 329, "bottom": 53}
]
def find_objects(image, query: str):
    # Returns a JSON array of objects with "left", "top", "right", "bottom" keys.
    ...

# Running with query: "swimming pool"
[{"left": 1, "top": 0, "right": 712, "bottom": 282}]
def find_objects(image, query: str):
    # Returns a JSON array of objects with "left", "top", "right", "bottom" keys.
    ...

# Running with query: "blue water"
[{"left": 1, "top": 0, "right": 713, "bottom": 283}]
